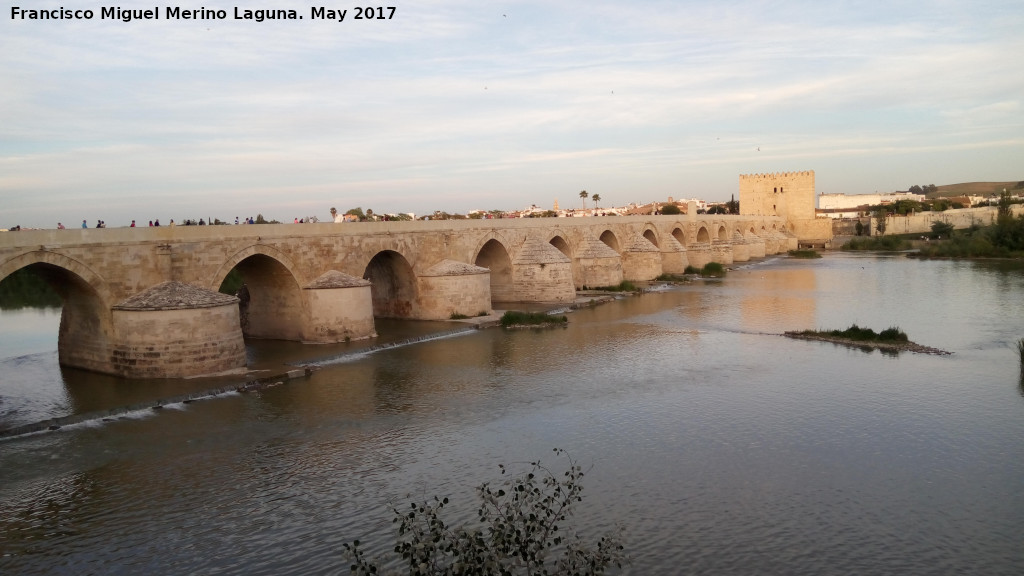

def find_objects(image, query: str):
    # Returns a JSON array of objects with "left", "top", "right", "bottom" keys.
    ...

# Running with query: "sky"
[{"left": 2, "top": 0, "right": 1022, "bottom": 228}]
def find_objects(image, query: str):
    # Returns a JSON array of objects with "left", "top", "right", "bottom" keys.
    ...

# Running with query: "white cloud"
[{"left": 2, "top": 0, "right": 1023, "bottom": 226}]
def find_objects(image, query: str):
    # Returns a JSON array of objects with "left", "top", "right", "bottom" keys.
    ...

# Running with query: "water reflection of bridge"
[{"left": 0, "top": 215, "right": 798, "bottom": 378}]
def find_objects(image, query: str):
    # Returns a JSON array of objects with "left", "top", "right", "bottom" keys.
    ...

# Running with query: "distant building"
[{"left": 816, "top": 191, "right": 925, "bottom": 219}]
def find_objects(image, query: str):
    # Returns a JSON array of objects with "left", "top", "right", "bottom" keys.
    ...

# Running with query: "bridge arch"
[
  {"left": 0, "top": 251, "right": 115, "bottom": 373},
  {"left": 642, "top": 228, "right": 660, "bottom": 248},
  {"left": 696, "top": 226, "right": 711, "bottom": 243},
  {"left": 215, "top": 245, "right": 307, "bottom": 340},
  {"left": 548, "top": 234, "right": 573, "bottom": 260},
  {"left": 716, "top": 224, "right": 729, "bottom": 242},
  {"left": 363, "top": 250, "right": 418, "bottom": 318},
  {"left": 671, "top": 227, "right": 686, "bottom": 247},
  {"left": 474, "top": 238, "right": 513, "bottom": 302},
  {"left": 599, "top": 230, "right": 621, "bottom": 253}
]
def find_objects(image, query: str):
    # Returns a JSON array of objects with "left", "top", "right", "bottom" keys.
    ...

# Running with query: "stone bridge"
[{"left": 0, "top": 213, "right": 797, "bottom": 378}]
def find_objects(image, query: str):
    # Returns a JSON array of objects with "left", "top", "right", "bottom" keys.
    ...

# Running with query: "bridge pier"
[
  {"left": 511, "top": 238, "right": 575, "bottom": 302},
  {"left": 302, "top": 271, "right": 376, "bottom": 342},
  {"left": 686, "top": 243, "right": 713, "bottom": 269},
  {"left": 621, "top": 234, "right": 663, "bottom": 281},
  {"left": 572, "top": 237, "right": 622, "bottom": 290},
  {"left": 417, "top": 260, "right": 492, "bottom": 320},
  {"left": 712, "top": 241, "right": 734, "bottom": 265},
  {"left": 731, "top": 233, "right": 751, "bottom": 262},
  {"left": 658, "top": 235, "right": 689, "bottom": 275},
  {"left": 110, "top": 282, "right": 246, "bottom": 378}
]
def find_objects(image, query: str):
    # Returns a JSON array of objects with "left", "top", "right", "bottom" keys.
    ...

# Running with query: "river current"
[{"left": 1, "top": 252, "right": 1023, "bottom": 574}]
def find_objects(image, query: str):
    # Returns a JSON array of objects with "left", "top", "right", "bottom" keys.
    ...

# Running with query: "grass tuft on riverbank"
[
  {"left": 500, "top": 310, "right": 568, "bottom": 328},
  {"left": 788, "top": 249, "right": 822, "bottom": 259}
]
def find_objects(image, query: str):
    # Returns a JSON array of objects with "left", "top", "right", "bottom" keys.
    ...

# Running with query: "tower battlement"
[
  {"left": 739, "top": 170, "right": 815, "bottom": 220},
  {"left": 740, "top": 170, "right": 815, "bottom": 180}
]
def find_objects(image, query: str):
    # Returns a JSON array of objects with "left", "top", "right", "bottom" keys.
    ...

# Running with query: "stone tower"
[{"left": 738, "top": 170, "right": 816, "bottom": 220}]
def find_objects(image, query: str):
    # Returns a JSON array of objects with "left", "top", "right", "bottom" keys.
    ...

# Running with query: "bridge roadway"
[{"left": 0, "top": 214, "right": 795, "bottom": 378}]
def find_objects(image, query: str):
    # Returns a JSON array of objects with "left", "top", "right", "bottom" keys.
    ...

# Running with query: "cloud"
[{"left": 2, "top": 0, "right": 1023, "bottom": 226}]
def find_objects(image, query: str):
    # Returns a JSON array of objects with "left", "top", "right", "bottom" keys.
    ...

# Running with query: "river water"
[{"left": 1, "top": 253, "right": 1023, "bottom": 575}]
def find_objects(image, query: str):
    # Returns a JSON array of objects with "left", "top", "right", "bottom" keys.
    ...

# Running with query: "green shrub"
[
  {"left": 500, "top": 311, "right": 568, "bottom": 327},
  {"left": 449, "top": 313, "right": 470, "bottom": 320},
  {"left": 931, "top": 221, "right": 955, "bottom": 238},
  {"left": 701, "top": 262, "right": 726, "bottom": 277},
  {"left": 684, "top": 265, "right": 701, "bottom": 274},
  {"left": 877, "top": 327, "right": 909, "bottom": 342},
  {"left": 841, "top": 236, "right": 911, "bottom": 251}
]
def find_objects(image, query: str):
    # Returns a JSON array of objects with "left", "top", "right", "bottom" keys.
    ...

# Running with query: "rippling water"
[{"left": 2, "top": 253, "right": 1023, "bottom": 574}]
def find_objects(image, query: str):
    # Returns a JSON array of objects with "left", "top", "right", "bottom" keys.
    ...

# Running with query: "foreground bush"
[{"left": 344, "top": 449, "right": 628, "bottom": 575}]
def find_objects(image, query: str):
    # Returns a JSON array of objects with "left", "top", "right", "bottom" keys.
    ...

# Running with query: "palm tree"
[
  {"left": 579, "top": 190, "right": 588, "bottom": 209},
  {"left": 592, "top": 194, "right": 601, "bottom": 209}
]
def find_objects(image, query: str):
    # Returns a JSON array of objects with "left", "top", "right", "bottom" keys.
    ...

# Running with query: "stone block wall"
[
  {"left": 304, "top": 285, "right": 376, "bottom": 342},
  {"left": 110, "top": 304, "right": 246, "bottom": 378},
  {"left": 870, "top": 205, "right": 1022, "bottom": 237},
  {"left": 513, "top": 262, "right": 575, "bottom": 302},
  {"left": 417, "top": 271, "right": 492, "bottom": 320}
]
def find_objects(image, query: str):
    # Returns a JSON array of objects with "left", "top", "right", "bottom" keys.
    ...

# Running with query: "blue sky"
[{"left": 2, "top": 0, "right": 1022, "bottom": 228}]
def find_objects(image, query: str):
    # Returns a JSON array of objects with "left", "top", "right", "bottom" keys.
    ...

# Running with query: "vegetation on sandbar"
[
  {"left": 685, "top": 262, "right": 726, "bottom": 277},
  {"left": 500, "top": 310, "right": 568, "bottom": 328},
  {"left": 788, "top": 249, "right": 822, "bottom": 259},
  {"left": 792, "top": 324, "right": 908, "bottom": 343},
  {"left": 784, "top": 323, "right": 950, "bottom": 355}
]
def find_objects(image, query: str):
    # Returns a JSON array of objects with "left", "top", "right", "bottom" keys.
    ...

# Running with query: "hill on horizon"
[{"left": 909, "top": 181, "right": 1024, "bottom": 199}]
